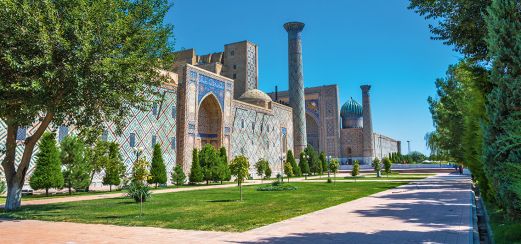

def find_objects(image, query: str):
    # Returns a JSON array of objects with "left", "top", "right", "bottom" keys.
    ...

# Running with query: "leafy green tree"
[
  {"left": 372, "top": 158, "right": 382, "bottom": 178},
  {"left": 265, "top": 166, "right": 272, "bottom": 180},
  {"left": 329, "top": 159, "right": 340, "bottom": 182},
  {"left": 284, "top": 161, "right": 293, "bottom": 182},
  {"left": 408, "top": 151, "right": 427, "bottom": 163},
  {"left": 255, "top": 159, "right": 269, "bottom": 181},
  {"left": 132, "top": 158, "right": 150, "bottom": 184},
  {"left": 298, "top": 152, "right": 310, "bottom": 176},
  {"left": 408, "top": 0, "right": 492, "bottom": 61},
  {"left": 230, "top": 155, "right": 250, "bottom": 201},
  {"left": 86, "top": 140, "right": 110, "bottom": 191},
  {"left": 484, "top": 0, "right": 521, "bottom": 219},
  {"left": 61, "top": 136, "right": 91, "bottom": 194},
  {"left": 305, "top": 146, "right": 321, "bottom": 175},
  {"left": 289, "top": 154, "right": 301, "bottom": 177},
  {"left": 285, "top": 150, "right": 297, "bottom": 179},
  {"left": 171, "top": 164, "right": 186, "bottom": 187},
  {"left": 189, "top": 149, "right": 203, "bottom": 184},
  {"left": 382, "top": 157, "right": 392, "bottom": 177},
  {"left": 319, "top": 152, "right": 328, "bottom": 174},
  {"left": 148, "top": 144, "right": 167, "bottom": 187},
  {"left": 0, "top": 0, "right": 174, "bottom": 210},
  {"left": 216, "top": 147, "right": 230, "bottom": 184},
  {"left": 352, "top": 160, "right": 360, "bottom": 182},
  {"left": 103, "top": 142, "right": 125, "bottom": 191},
  {"left": 29, "top": 132, "right": 64, "bottom": 196},
  {"left": 199, "top": 144, "right": 220, "bottom": 184}
]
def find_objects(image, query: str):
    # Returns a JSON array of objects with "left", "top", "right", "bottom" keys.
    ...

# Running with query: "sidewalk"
[{"left": 0, "top": 173, "right": 474, "bottom": 243}]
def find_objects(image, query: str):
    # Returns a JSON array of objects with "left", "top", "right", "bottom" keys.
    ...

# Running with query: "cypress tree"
[
  {"left": 299, "top": 152, "right": 310, "bottom": 175},
  {"left": 171, "top": 164, "right": 186, "bottom": 186},
  {"left": 484, "top": 0, "right": 521, "bottom": 218},
  {"left": 286, "top": 150, "right": 297, "bottom": 178},
  {"left": 30, "top": 132, "right": 64, "bottom": 196},
  {"left": 103, "top": 142, "right": 125, "bottom": 191},
  {"left": 189, "top": 149, "right": 203, "bottom": 184},
  {"left": 148, "top": 143, "right": 167, "bottom": 187},
  {"left": 319, "top": 152, "right": 328, "bottom": 174}
]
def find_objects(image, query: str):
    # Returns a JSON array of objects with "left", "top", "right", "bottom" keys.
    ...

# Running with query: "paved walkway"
[{"left": 0, "top": 173, "right": 474, "bottom": 243}]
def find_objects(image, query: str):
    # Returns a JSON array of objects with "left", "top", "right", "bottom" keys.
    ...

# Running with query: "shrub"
[
  {"left": 257, "top": 184, "right": 297, "bottom": 191},
  {"left": 148, "top": 143, "right": 167, "bottom": 187},
  {"left": 30, "top": 132, "right": 64, "bottom": 196},
  {"left": 126, "top": 181, "right": 151, "bottom": 202},
  {"left": 320, "top": 152, "right": 328, "bottom": 174},
  {"left": 327, "top": 178, "right": 333, "bottom": 183},
  {"left": 171, "top": 164, "right": 186, "bottom": 186},
  {"left": 286, "top": 150, "right": 299, "bottom": 177},
  {"left": 329, "top": 159, "right": 340, "bottom": 180},
  {"left": 189, "top": 149, "right": 204, "bottom": 184},
  {"left": 352, "top": 160, "right": 360, "bottom": 181},
  {"left": 284, "top": 160, "right": 293, "bottom": 181}
]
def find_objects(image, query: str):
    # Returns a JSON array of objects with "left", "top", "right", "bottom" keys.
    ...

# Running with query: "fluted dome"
[
  {"left": 340, "top": 97, "right": 363, "bottom": 129},
  {"left": 239, "top": 89, "right": 272, "bottom": 109}
]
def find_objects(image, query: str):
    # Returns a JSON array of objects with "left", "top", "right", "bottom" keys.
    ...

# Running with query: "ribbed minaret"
[
  {"left": 361, "top": 85, "right": 374, "bottom": 165},
  {"left": 284, "top": 22, "right": 307, "bottom": 156}
]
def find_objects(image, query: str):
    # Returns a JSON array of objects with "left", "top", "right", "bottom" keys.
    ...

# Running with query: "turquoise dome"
[{"left": 341, "top": 98, "right": 363, "bottom": 117}]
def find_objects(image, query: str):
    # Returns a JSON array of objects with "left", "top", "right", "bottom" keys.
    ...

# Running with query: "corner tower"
[
  {"left": 361, "top": 85, "right": 374, "bottom": 164},
  {"left": 284, "top": 22, "right": 307, "bottom": 156}
]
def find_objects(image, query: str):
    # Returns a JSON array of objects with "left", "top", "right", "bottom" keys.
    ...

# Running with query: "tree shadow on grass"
[{"left": 207, "top": 199, "right": 240, "bottom": 203}]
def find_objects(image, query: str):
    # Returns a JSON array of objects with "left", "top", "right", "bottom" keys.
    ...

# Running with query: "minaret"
[
  {"left": 284, "top": 22, "right": 307, "bottom": 156},
  {"left": 361, "top": 85, "right": 374, "bottom": 164}
]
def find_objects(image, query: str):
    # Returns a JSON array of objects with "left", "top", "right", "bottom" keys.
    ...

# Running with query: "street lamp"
[
  {"left": 132, "top": 146, "right": 144, "bottom": 162},
  {"left": 279, "top": 155, "right": 284, "bottom": 183},
  {"left": 304, "top": 154, "right": 310, "bottom": 179},
  {"left": 327, "top": 155, "right": 332, "bottom": 181}
]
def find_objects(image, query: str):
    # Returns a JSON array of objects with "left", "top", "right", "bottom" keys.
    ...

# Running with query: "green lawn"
[
  {"left": 306, "top": 173, "right": 434, "bottom": 181},
  {"left": 1, "top": 181, "right": 407, "bottom": 232}
]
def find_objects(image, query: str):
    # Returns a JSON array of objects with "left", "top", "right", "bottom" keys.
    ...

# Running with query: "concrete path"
[{"left": 0, "top": 173, "right": 474, "bottom": 243}]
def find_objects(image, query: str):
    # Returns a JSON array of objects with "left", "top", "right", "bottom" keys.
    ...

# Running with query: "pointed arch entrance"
[{"left": 197, "top": 94, "right": 223, "bottom": 149}]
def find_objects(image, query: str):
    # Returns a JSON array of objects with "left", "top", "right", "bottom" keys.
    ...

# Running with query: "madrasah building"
[{"left": 0, "top": 22, "right": 400, "bottom": 184}]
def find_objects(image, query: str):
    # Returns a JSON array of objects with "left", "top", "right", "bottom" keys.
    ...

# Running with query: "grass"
[
  {"left": 1, "top": 181, "right": 407, "bottom": 232},
  {"left": 486, "top": 201, "right": 521, "bottom": 244},
  {"left": 306, "top": 173, "right": 434, "bottom": 181}
]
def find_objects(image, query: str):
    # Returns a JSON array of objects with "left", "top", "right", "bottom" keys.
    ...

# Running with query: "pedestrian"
[{"left": 459, "top": 165, "right": 463, "bottom": 175}]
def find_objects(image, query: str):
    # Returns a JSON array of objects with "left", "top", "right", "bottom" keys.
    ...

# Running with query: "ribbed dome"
[
  {"left": 341, "top": 97, "right": 363, "bottom": 117},
  {"left": 239, "top": 89, "right": 272, "bottom": 103}
]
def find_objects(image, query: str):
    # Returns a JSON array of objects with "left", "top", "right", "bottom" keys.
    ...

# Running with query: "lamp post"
[
  {"left": 304, "top": 154, "right": 310, "bottom": 180},
  {"left": 327, "top": 155, "right": 331, "bottom": 181},
  {"left": 279, "top": 155, "right": 284, "bottom": 183}
]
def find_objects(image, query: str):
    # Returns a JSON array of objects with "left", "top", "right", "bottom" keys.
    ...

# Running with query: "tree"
[
  {"left": 230, "top": 155, "right": 250, "bottom": 201},
  {"left": 284, "top": 161, "right": 293, "bottom": 182},
  {"left": 148, "top": 144, "right": 167, "bottom": 188},
  {"left": 298, "top": 152, "right": 310, "bottom": 176},
  {"left": 305, "top": 146, "right": 321, "bottom": 175},
  {"left": 286, "top": 150, "right": 302, "bottom": 176},
  {"left": 484, "top": 0, "right": 521, "bottom": 219},
  {"left": 171, "top": 164, "right": 186, "bottom": 187},
  {"left": 216, "top": 147, "right": 231, "bottom": 184},
  {"left": 199, "top": 144, "right": 219, "bottom": 184},
  {"left": 408, "top": 0, "right": 492, "bottom": 61},
  {"left": 319, "top": 152, "right": 328, "bottom": 174},
  {"left": 29, "top": 132, "right": 64, "bottom": 196},
  {"left": 0, "top": 0, "right": 174, "bottom": 210},
  {"left": 285, "top": 150, "right": 298, "bottom": 179},
  {"left": 255, "top": 159, "right": 269, "bottom": 181},
  {"left": 61, "top": 136, "right": 90, "bottom": 195},
  {"left": 103, "top": 142, "right": 125, "bottom": 191},
  {"left": 372, "top": 158, "right": 382, "bottom": 178},
  {"left": 352, "top": 160, "right": 360, "bottom": 182},
  {"left": 189, "top": 149, "right": 203, "bottom": 184},
  {"left": 408, "top": 151, "right": 427, "bottom": 163},
  {"left": 265, "top": 166, "right": 272, "bottom": 180},
  {"left": 329, "top": 159, "right": 340, "bottom": 183},
  {"left": 382, "top": 157, "right": 392, "bottom": 177},
  {"left": 86, "top": 140, "right": 110, "bottom": 191}
]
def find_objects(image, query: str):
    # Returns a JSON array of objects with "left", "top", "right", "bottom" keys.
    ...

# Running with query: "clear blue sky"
[{"left": 166, "top": 0, "right": 461, "bottom": 155}]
